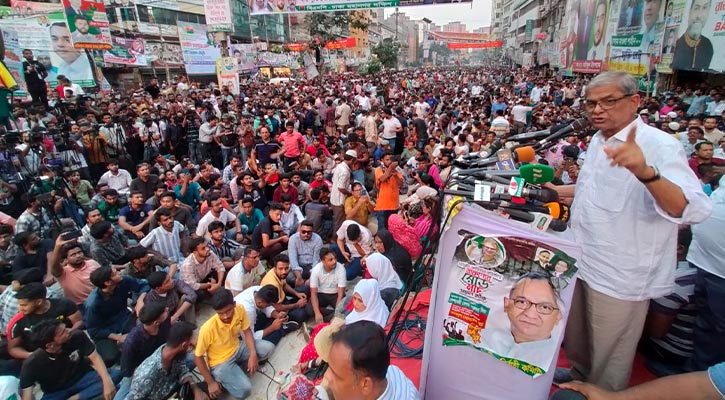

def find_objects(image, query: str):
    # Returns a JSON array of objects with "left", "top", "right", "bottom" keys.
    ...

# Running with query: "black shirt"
[
  {"left": 22, "top": 60, "right": 47, "bottom": 88},
  {"left": 412, "top": 118, "right": 428, "bottom": 141},
  {"left": 250, "top": 217, "right": 279, "bottom": 250},
  {"left": 12, "top": 298, "right": 79, "bottom": 352},
  {"left": 145, "top": 84, "right": 161, "bottom": 99},
  {"left": 253, "top": 139, "right": 281, "bottom": 167},
  {"left": 130, "top": 174, "right": 161, "bottom": 201},
  {"left": 237, "top": 185, "right": 268, "bottom": 211},
  {"left": 20, "top": 330, "right": 95, "bottom": 393},
  {"left": 11, "top": 238, "right": 53, "bottom": 274}
]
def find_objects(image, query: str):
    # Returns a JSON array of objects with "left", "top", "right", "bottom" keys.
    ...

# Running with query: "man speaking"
[{"left": 551, "top": 71, "right": 711, "bottom": 390}]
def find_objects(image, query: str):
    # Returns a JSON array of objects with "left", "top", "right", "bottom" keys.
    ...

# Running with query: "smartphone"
[{"left": 61, "top": 229, "right": 82, "bottom": 241}]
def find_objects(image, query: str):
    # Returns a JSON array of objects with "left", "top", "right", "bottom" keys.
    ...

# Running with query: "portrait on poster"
[{"left": 442, "top": 232, "right": 577, "bottom": 378}]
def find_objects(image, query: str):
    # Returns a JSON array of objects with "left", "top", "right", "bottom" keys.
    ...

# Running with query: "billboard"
[
  {"left": 659, "top": 0, "right": 724, "bottom": 73},
  {"left": 1, "top": 1, "right": 96, "bottom": 93},
  {"left": 61, "top": 0, "right": 112, "bottom": 49},
  {"left": 204, "top": 0, "right": 233, "bottom": 32},
  {"left": 248, "top": 0, "right": 471, "bottom": 15},
  {"left": 177, "top": 21, "right": 221, "bottom": 75},
  {"left": 103, "top": 36, "right": 147, "bottom": 65},
  {"left": 216, "top": 57, "right": 239, "bottom": 94},
  {"left": 145, "top": 41, "right": 183, "bottom": 67}
]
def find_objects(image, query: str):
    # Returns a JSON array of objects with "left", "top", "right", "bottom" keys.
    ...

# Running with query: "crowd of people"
[{"left": 0, "top": 51, "right": 723, "bottom": 399}]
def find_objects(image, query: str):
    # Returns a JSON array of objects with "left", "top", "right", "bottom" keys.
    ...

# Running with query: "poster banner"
[
  {"left": 303, "top": 52, "right": 319, "bottom": 80},
  {"left": 216, "top": 57, "right": 239, "bottom": 94},
  {"left": 248, "top": 0, "right": 471, "bottom": 15},
  {"left": 256, "top": 51, "right": 300, "bottom": 68},
  {"left": 658, "top": 0, "right": 724, "bottom": 73},
  {"left": 60, "top": 0, "right": 112, "bottom": 49},
  {"left": 421, "top": 206, "right": 581, "bottom": 399},
  {"left": 229, "top": 43, "right": 261, "bottom": 71},
  {"left": 1, "top": 2, "right": 96, "bottom": 91},
  {"left": 446, "top": 41, "right": 503, "bottom": 49},
  {"left": 324, "top": 37, "right": 356, "bottom": 49},
  {"left": 604, "top": 0, "right": 665, "bottom": 76},
  {"left": 204, "top": 0, "right": 233, "bottom": 32},
  {"left": 103, "top": 36, "right": 147, "bottom": 65},
  {"left": 145, "top": 41, "right": 183, "bottom": 67},
  {"left": 177, "top": 21, "right": 221, "bottom": 75}
]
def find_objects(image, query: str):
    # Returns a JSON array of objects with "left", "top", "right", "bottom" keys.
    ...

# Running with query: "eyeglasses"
[
  {"left": 583, "top": 94, "right": 633, "bottom": 112},
  {"left": 511, "top": 297, "right": 559, "bottom": 315},
  {"left": 300, "top": 230, "right": 313, "bottom": 235}
]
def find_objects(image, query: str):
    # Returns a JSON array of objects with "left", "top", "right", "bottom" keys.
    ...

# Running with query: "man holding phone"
[{"left": 374, "top": 151, "right": 403, "bottom": 230}]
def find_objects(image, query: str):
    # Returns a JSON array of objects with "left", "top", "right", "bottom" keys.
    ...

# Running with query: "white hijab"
[
  {"left": 346, "top": 279, "right": 390, "bottom": 328},
  {"left": 365, "top": 253, "right": 403, "bottom": 291}
]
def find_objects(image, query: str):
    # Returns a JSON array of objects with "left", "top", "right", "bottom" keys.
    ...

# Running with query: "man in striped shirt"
[
  {"left": 206, "top": 221, "right": 244, "bottom": 270},
  {"left": 140, "top": 208, "right": 187, "bottom": 264}
]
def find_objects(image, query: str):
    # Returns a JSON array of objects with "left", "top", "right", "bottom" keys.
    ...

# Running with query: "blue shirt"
[
  {"left": 238, "top": 208, "right": 264, "bottom": 233},
  {"left": 709, "top": 362, "right": 725, "bottom": 398},
  {"left": 174, "top": 182, "right": 202, "bottom": 211},
  {"left": 84, "top": 276, "right": 147, "bottom": 339},
  {"left": 119, "top": 204, "right": 153, "bottom": 226}
]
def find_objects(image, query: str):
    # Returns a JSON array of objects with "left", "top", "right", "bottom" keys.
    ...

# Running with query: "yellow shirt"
[
  {"left": 344, "top": 195, "right": 369, "bottom": 227},
  {"left": 260, "top": 269, "right": 285, "bottom": 303},
  {"left": 194, "top": 304, "right": 251, "bottom": 367}
]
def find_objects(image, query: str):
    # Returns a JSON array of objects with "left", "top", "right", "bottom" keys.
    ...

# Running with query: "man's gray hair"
[
  {"left": 509, "top": 272, "right": 566, "bottom": 312},
  {"left": 586, "top": 71, "right": 638, "bottom": 97}
]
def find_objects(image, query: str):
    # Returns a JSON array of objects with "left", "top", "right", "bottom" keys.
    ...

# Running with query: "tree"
[
  {"left": 372, "top": 38, "right": 400, "bottom": 69},
  {"left": 305, "top": 11, "right": 368, "bottom": 44}
]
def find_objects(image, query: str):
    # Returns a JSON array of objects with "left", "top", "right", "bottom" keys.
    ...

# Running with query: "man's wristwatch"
[{"left": 638, "top": 165, "right": 661, "bottom": 184}]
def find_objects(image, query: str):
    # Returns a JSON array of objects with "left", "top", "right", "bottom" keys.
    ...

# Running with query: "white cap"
[
  {"left": 668, "top": 122, "right": 680, "bottom": 131},
  {"left": 667, "top": 111, "right": 678, "bottom": 118},
  {"left": 345, "top": 150, "right": 357, "bottom": 158}
]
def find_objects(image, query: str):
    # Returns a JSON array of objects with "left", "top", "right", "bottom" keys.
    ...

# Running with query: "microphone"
[
  {"left": 519, "top": 164, "right": 555, "bottom": 185},
  {"left": 503, "top": 209, "right": 568, "bottom": 232},
  {"left": 508, "top": 128, "right": 554, "bottom": 142},
  {"left": 462, "top": 146, "right": 536, "bottom": 169},
  {"left": 533, "top": 118, "right": 589, "bottom": 150}
]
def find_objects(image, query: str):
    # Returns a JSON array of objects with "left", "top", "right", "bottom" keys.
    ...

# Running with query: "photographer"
[
  {"left": 136, "top": 114, "right": 162, "bottom": 162},
  {"left": 47, "top": 122, "right": 90, "bottom": 181},
  {"left": 21, "top": 49, "right": 48, "bottom": 108},
  {"left": 80, "top": 122, "right": 109, "bottom": 181},
  {"left": 183, "top": 110, "right": 202, "bottom": 164},
  {"left": 98, "top": 113, "right": 127, "bottom": 162},
  {"left": 217, "top": 114, "right": 239, "bottom": 168}
]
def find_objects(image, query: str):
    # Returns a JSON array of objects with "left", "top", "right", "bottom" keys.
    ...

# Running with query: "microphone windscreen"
[
  {"left": 535, "top": 187, "right": 559, "bottom": 203},
  {"left": 519, "top": 164, "right": 555, "bottom": 184},
  {"left": 514, "top": 146, "right": 536, "bottom": 163},
  {"left": 545, "top": 202, "right": 571, "bottom": 221},
  {"left": 548, "top": 219, "right": 568, "bottom": 232}
]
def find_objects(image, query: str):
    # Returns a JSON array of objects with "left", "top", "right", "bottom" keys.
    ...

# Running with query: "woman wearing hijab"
[
  {"left": 387, "top": 213, "right": 423, "bottom": 259},
  {"left": 375, "top": 229, "right": 413, "bottom": 283},
  {"left": 364, "top": 252, "right": 403, "bottom": 310},
  {"left": 292, "top": 279, "right": 389, "bottom": 374}
]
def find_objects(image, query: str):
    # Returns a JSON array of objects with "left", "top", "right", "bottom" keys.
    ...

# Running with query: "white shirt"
[
  {"left": 511, "top": 105, "right": 532, "bottom": 124},
  {"left": 481, "top": 328, "right": 556, "bottom": 376},
  {"left": 377, "top": 365, "right": 418, "bottom": 400},
  {"left": 687, "top": 192, "right": 725, "bottom": 279},
  {"left": 309, "top": 261, "right": 346, "bottom": 295},
  {"left": 413, "top": 101, "right": 430, "bottom": 118},
  {"left": 336, "top": 220, "right": 374, "bottom": 258},
  {"left": 196, "top": 209, "right": 237, "bottom": 239},
  {"left": 330, "top": 162, "right": 351, "bottom": 207},
  {"left": 280, "top": 204, "right": 304, "bottom": 235},
  {"left": 530, "top": 87, "right": 543, "bottom": 103},
  {"left": 140, "top": 221, "right": 185, "bottom": 264},
  {"left": 356, "top": 95, "right": 371, "bottom": 111},
  {"left": 225, "top": 262, "right": 266, "bottom": 293},
  {"left": 381, "top": 117, "right": 402, "bottom": 140},
  {"left": 234, "top": 286, "right": 275, "bottom": 340},
  {"left": 98, "top": 169, "right": 132, "bottom": 196},
  {"left": 571, "top": 118, "right": 712, "bottom": 300}
]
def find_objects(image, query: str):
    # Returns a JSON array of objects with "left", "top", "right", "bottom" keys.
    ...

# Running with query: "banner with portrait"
[
  {"left": 604, "top": 0, "right": 665, "bottom": 77},
  {"left": 229, "top": 43, "right": 261, "bottom": 71},
  {"left": 658, "top": 0, "right": 724, "bottom": 73},
  {"left": 145, "top": 40, "right": 183, "bottom": 67},
  {"left": 60, "top": 0, "right": 112, "bottom": 49},
  {"left": 216, "top": 57, "right": 239, "bottom": 94},
  {"left": 177, "top": 21, "right": 220, "bottom": 75},
  {"left": 103, "top": 36, "right": 147, "bottom": 65},
  {"left": 1, "top": 2, "right": 96, "bottom": 92},
  {"left": 421, "top": 206, "right": 581, "bottom": 400}
]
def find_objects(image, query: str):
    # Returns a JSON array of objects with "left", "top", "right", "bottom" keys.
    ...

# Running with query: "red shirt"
[{"left": 689, "top": 157, "right": 725, "bottom": 177}]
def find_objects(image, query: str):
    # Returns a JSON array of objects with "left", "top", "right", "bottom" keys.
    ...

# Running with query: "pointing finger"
[{"left": 626, "top": 125, "right": 637, "bottom": 143}]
